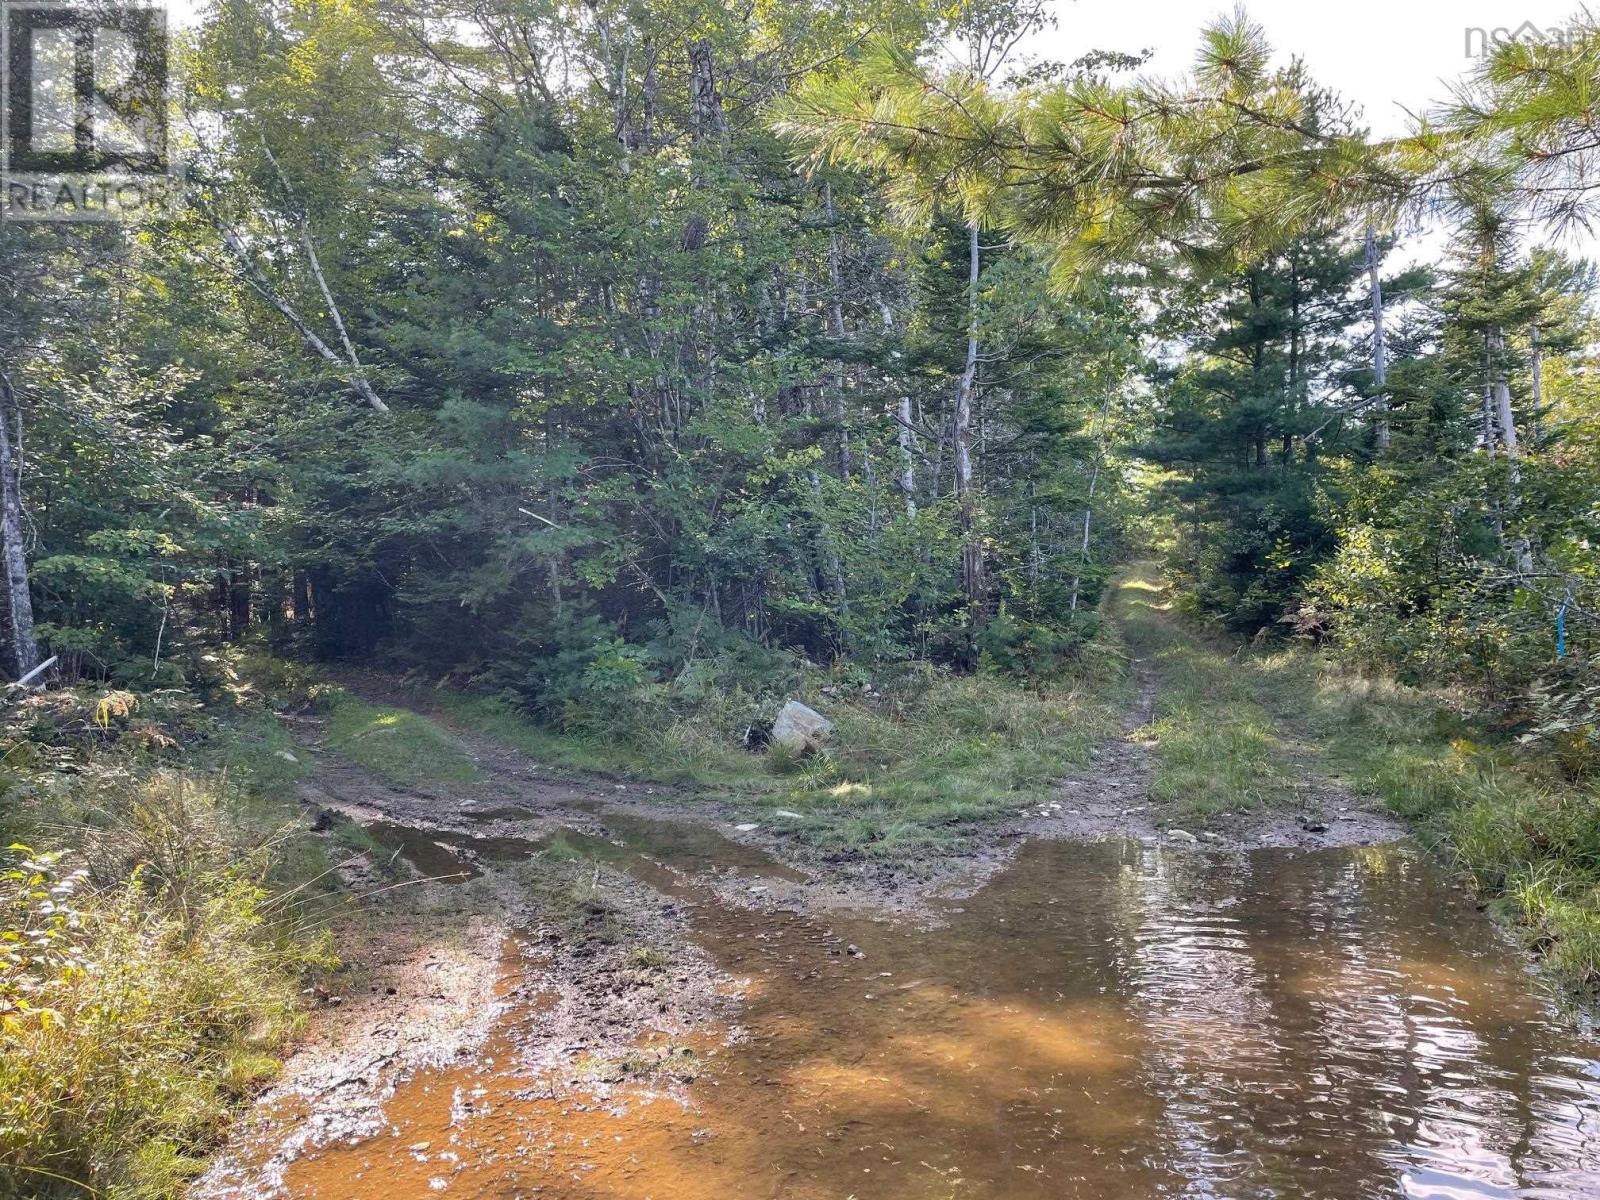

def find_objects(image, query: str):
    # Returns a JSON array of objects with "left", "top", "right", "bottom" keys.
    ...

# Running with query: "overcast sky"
[
  {"left": 1029, "top": 2, "right": 1593, "bottom": 264},
  {"left": 1034, "top": 1, "right": 1578, "bottom": 137}
]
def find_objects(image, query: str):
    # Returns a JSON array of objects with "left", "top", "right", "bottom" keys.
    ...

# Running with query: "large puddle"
[{"left": 273, "top": 827, "right": 1600, "bottom": 1198}]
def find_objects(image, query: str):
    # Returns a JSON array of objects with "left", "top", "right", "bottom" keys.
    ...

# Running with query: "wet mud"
[{"left": 194, "top": 678, "right": 1598, "bottom": 1200}]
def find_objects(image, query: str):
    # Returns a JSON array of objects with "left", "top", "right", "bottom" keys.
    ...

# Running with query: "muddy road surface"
[{"left": 194, "top": 695, "right": 1600, "bottom": 1200}]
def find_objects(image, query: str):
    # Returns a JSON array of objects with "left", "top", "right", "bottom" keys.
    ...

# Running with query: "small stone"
[
  {"left": 774, "top": 810, "right": 805, "bottom": 820},
  {"left": 1303, "top": 820, "right": 1329, "bottom": 834},
  {"left": 409, "top": 1141, "right": 431, "bottom": 1152},
  {"left": 735, "top": 823, "right": 760, "bottom": 832},
  {"left": 847, "top": 944, "right": 866, "bottom": 959},
  {"left": 1167, "top": 829, "right": 1198, "bottom": 843},
  {"left": 274, "top": 749, "right": 299, "bottom": 763}
]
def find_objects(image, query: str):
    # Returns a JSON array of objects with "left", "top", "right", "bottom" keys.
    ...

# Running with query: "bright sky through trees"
[{"left": 1029, "top": 1, "right": 1596, "bottom": 262}]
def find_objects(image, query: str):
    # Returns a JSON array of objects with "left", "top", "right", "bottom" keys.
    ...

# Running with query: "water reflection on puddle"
[{"left": 279, "top": 835, "right": 1600, "bottom": 1199}]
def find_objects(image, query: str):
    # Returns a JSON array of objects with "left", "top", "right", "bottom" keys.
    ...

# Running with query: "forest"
[{"left": 3, "top": 1, "right": 1600, "bottom": 1198}]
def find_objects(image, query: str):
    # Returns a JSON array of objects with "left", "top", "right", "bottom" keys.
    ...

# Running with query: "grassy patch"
[
  {"left": 434, "top": 691, "right": 762, "bottom": 786},
  {"left": 323, "top": 694, "right": 480, "bottom": 788},
  {"left": 751, "top": 667, "right": 1127, "bottom": 863},
  {"left": 1297, "top": 671, "right": 1600, "bottom": 995},
  {"left": 193, "top": 705, "right": 310, "bottom": 794},
  {"left": 437, "top": 623, "right": 1132, "bottom": 867},
  {"left": 1111, "top": 566, "right": 1301, "bottom": 825}
]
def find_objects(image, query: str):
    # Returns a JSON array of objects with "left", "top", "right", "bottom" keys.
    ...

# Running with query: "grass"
[
  {"left": 434, "top": 628, "right": 1133, "bottom": 868},
  {"left": 322, "top": 693, "right": 480, "bottom": 788},
  {"left": 1293, "top": 670, "right": 1600, "bottom": 995},
  {"left": 749, "top": 666, "right": 1128, "bottom": 863},
  {"left": 0, "top": 734, "right": 336, "bottom": 1200},
  {"left": 1112, "top": 566, "right": 1304, "bottom": 825},
  {"left": 434, "top": 691, "right": 760, "bottom": 786}
]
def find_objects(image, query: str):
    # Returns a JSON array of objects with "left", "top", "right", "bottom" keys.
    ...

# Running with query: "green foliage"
[
  {"left": 763, "top": 665, "right": 1126, "bottom": 862},
  {"left": 1522, "top": 667, "right": 1600, "bottom": 777},
  {"left": 0, "top": 764, "right": 334, "bottom": 1199},
  {"left": 774, "top": 12, "right": 1402, "bottom": 280}
]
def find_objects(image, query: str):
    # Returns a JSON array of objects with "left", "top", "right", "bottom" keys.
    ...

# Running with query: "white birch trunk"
[
  {"left": 0, "top": 370, "right": 41, "bottom": 680},
  {"left": 955, "top": 224, "right": 984, "bottom": 624}
]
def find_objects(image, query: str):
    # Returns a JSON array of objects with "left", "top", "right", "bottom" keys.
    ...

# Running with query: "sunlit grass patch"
[
  {"left": 324, "top": 695, "right": 480, "bottom": 787},
  {"left": 437, "top": 640, "right": 1132, "bottom": 866},
  {"left": 1145, "top": 713, "right": 1286, "bottom": 822},
  {"left": 756, "top": 668, "right": 1126, "bottom": 862}
]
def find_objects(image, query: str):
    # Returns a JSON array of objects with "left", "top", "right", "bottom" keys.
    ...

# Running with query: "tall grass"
[{"left": 1, "top": 750, "right": 334, "bottom": 1198}]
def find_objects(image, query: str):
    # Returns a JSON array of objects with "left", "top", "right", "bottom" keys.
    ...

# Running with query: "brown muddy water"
[{"left": 269, "top": 823, "right": 1600, "bottom": 1199}]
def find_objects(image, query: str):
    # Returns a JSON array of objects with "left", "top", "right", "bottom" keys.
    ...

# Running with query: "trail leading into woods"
[{"left": 195, "top": 586, "right": 1600, "bottom": 1200}]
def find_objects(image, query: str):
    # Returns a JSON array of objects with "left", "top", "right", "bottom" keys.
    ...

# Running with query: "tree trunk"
[
  {"left": 1285, "top": 251, "right": 1300, "bottom": 466},
  {"left": 1487, "top": 326, "right": 1533, "bottom": 575},
  {"left": 897, "top": 396, "right": 917, "bottom": 516},
  {"left": 1069, "top": 393, "right": 1115, "bottom": 615},
  {"left": 687, "top": 39, "right": 727, "bottom": 144},
  {"left": 1530, "top": 323, "right": 1545, "bottom": 448},
  {"left": 1367, "top": 224, "right": 1390, "bottom": 452},
  {"left": 0, "top": 370, "right": 41, "bottom": 681},
  {"left": 1482, "top": 337, "right": 1498, "bottom": 459},
  {"left": 213, "top": 218, "right": 388, "bottom": 413},
  {"left": 878, "top": 299, "right": 916, "bottom": 515},
  {"left": 229, "top": 559, "right": 253, "bottom": 640},
  {"left": 954, "top": 223, "right": 985, "bottom": 641}
]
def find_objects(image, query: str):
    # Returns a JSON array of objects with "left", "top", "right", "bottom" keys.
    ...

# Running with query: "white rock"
[
  {"left": 735, "top": 822, "right": 760, "bottom": 832},
  {"left": 1167, "top": 829, "right": 1199, "bottom": 843},
  {"left": 774, "top": 809, "right": 805, "bottom": 820},
  {"left": 274, "top": 749, "right": 299, "bottom": 764},
  {"left": 770, "top": 700, "right": 833, "bottom": 753}
]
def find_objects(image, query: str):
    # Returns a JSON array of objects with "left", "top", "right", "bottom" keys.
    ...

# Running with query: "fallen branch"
[{"left": 12, "top": 653, "right": 56, "bottom": 689}]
